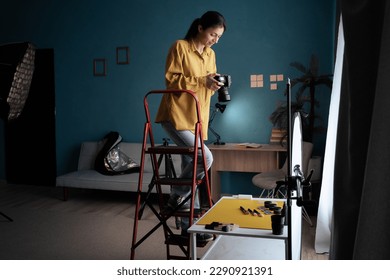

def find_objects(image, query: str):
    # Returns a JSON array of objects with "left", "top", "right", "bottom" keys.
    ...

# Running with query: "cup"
[
  {"left": 271, "top": 214, "right": 285, "bottom": 235},
  {"left": 272, "top": 223, "right": 284, "bottom": 235}
]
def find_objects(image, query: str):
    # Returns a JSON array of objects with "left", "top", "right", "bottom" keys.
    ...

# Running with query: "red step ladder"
[{"left": 130, "top": 90, "right": 213, "bottom": 259}]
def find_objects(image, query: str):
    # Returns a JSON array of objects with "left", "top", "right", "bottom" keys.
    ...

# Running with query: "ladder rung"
[
  {"left": 147, "top": 146, "right": 195, "bottom": 154},
  {"left": 157, "top": 178, "right": 203, "bottom": 186},
  {"left": 161, "top": 208, "right": 205, "bottom": 218},
  {"left": 167, "top": 255, "right": 189, "bottom": 260}
]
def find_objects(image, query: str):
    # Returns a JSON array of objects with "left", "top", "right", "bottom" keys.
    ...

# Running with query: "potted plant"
[{"left": 270, "top": 54, "right": 333, "bottom": 143}]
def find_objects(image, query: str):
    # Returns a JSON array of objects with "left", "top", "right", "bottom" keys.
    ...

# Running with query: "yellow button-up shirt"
[{"left": 155, "top": 39, "right": 217, "bottom": 140}]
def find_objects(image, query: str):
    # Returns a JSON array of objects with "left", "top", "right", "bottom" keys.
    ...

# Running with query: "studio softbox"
[{"left": 0, "top": 42, "right": 35, "bottom": 121}]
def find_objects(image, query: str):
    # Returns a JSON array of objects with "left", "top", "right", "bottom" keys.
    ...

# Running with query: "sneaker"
[
  {"left": 196, "top": 233, "right": 214, "bottom": 243},
  {"left": 162, "top": 193, "right": 190, "bottom": 214}
]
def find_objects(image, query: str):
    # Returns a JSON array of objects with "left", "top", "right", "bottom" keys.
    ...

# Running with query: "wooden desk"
[{"left": 208, "top": 143, "right": 286, "bottom": 201}]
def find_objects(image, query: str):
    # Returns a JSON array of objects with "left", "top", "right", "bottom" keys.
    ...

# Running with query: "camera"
[{"left": 214, "top": 75, "right": 232, "bottom": 102}]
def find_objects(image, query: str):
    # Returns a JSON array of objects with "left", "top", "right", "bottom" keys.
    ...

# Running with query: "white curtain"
[{"left": 314, "top": 16, "right": 344, "bottom": 254}]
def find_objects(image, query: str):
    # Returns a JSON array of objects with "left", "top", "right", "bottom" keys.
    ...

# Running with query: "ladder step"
[
  {"left": 147, "top": 146, "right": 196, "bottom": 154},
  {"left": 157, "top": 177, "right": 203, "bottom": 186},
  {"left": 167, "top": 255, "right": 189, "bottom": 260},
  {"left": 161, "top": 208, "right": 205, "bottom": 218}
]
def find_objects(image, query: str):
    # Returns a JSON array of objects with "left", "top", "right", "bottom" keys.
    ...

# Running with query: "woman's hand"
[{"left": 206, "top": 73, "right": 224, "bottom": 91}]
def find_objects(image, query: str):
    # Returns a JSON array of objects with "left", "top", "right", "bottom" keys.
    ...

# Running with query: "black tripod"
[
  {"left": 0, "top": 211, "right": 13, "bottom": 222},
  {"left": 0, "top": 185, "right": 13, "bottom": 222}
]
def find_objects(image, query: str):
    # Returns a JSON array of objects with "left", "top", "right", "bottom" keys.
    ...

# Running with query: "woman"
[{"left": 155, "top": 11, "right": 226, "bottom": 240}]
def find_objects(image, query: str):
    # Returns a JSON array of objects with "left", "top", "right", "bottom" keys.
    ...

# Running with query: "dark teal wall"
[{"left": 0, "top": 0, "right": 336, "bottom": 194}]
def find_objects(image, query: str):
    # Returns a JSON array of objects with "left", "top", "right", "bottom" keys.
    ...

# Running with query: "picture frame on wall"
[
  {"left": 93, "top": 58, "right": 107, "bottom": 76},
  {"left": 116, "top": 46, "right": 129, "bottom": 65}
]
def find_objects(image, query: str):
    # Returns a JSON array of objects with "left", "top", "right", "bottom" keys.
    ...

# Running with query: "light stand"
[
  {"left": 208, "top": 103, "right": 226, "bottom": 145},
  {"left": 285, "top": 78, "right": 314, "bottom": 260},
  {"left": 0, "top": 42, "right": 36, "bottom": 222}
]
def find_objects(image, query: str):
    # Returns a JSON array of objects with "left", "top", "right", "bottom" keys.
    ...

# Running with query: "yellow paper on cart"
[{"left": 196, "top": 198, "right": 284, "bottom": 230}]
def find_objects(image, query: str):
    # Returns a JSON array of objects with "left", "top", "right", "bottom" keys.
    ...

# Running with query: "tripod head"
[{"left": 162, "top": 138, "right": 171, "bottom": 146}]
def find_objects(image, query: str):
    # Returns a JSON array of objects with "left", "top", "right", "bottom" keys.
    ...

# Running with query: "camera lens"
[
  {"left": 215, "top": 75, "right": 231, "bottom": 102},
  {"left": 218, "top": 88, "right": 230, "bottom": 102}
]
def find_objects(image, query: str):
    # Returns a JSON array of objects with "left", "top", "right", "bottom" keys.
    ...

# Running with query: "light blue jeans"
[{"left": 161, "top": 121, "right": 213, "bottom": 230}]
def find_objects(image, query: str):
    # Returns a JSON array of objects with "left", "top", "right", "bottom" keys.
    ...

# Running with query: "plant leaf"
[{"left": 290, "top": 61, "right": 307, "bottom": 73}]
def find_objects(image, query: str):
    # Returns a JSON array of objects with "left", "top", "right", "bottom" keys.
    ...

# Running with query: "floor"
[{"left": 0, "top": 182, "right": 328, "bottom": 260}]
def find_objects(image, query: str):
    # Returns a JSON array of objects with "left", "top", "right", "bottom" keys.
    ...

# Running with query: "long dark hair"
[{"left": 184, "top": 11, "right": 226, "bottom": 40}]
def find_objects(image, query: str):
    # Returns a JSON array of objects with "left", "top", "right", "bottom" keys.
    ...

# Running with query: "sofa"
[{"left": 56, "top": 141, "right": 182, "bottom": 200}]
